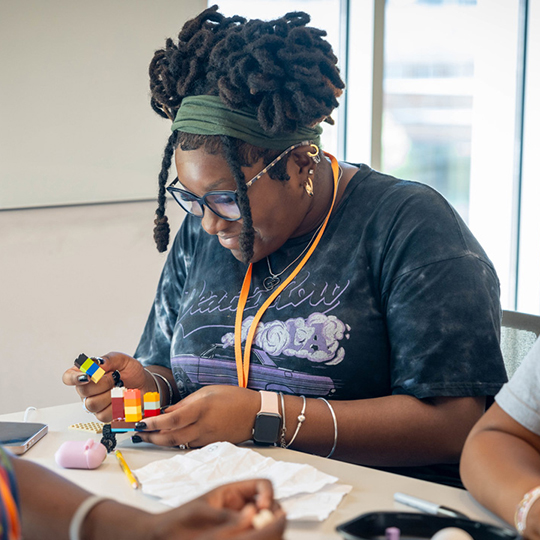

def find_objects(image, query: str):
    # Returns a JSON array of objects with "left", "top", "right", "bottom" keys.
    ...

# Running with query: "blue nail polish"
[{"left": 131, "top": 435, "right": 143, "bottom": 443}]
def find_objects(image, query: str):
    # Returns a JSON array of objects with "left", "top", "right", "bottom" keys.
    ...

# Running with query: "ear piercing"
[{"left": 304, "top": 170, "right": 315, "bottom": 197}]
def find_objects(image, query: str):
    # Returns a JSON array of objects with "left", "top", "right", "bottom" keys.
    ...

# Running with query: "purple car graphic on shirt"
[{"left": 171, "top": 345, "right": 336, "bottom": 397}]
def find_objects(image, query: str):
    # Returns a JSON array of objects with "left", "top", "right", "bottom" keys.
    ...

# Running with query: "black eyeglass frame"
[{"left": 166, "top": 140, "right": 318, "bottom": 221}]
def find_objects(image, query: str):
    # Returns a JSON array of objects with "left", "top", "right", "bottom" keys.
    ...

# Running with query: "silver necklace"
[{"left": 263, "top": 166, "right": 343, "bottom": 292}]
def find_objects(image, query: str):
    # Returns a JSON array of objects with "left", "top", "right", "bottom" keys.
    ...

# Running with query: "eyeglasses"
[{"left": 166, "top": 140, "right": 317, "bottom": 221}]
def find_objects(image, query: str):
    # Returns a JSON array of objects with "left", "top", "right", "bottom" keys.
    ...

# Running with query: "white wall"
[
  {"left": 0, "top": 0, "right": 206, "bottom": 209},
  {"left": 0, "top": 0, "right": 203, "bottom": 414},
  {"left": 0, "top": 202, "right": 185, "bottom": 414}
]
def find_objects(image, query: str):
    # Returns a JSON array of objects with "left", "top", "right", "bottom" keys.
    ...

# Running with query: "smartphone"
[{"left": 0, "top": 421, "right": 48, "bottom": 455}]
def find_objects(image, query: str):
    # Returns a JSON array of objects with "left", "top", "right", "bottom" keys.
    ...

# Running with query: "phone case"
[
  {"left": 0, "top": 421, "right": 48, "bottom": 455},
  {"left": 336, "top": 512, "right": 519, "bottom": 540}
]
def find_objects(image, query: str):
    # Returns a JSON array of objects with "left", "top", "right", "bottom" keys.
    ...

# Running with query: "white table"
[{"left": 1, "top": 403, "right": 508, "bottom": 540}]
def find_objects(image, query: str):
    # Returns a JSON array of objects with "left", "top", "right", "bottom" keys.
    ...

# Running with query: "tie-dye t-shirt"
[{"left": 135, "top": 164, "right": 506, "bottom": 485}]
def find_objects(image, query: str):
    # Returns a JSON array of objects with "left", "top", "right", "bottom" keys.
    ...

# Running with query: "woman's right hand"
[
  {"left": 141, "top": 479, "right": 286, "bottom": 540},
  {"left": 61, "top": 352, "right": 152, "bottom": 422}
]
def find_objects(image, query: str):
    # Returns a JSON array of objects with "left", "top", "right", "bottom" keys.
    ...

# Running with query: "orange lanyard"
[{"left": 234, "top": 152, "right": 340, "bottom": 387}]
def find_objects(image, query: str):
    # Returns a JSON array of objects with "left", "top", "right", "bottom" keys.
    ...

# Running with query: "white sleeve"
[{"left": 496, "top": 337, "right": 540, "bottom": 435}]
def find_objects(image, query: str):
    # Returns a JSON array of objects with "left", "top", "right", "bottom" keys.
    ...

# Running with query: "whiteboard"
[{"left": 0, "top": 0, "right": 206, "bottom": 209}]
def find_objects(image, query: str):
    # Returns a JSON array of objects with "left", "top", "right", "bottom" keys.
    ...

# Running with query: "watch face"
[{"left": 253, "top": 413, "right": 281, "bottom": 444}]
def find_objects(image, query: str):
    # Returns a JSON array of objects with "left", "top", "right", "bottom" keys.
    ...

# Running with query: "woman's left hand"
[{"left": 133, "top": 385, "right": 261, "bottom": 447}]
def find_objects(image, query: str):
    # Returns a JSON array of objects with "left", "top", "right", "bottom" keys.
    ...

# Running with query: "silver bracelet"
[
  {"left": 69, "top": 495, "right": 109, "bottom": 540},
  {"left": 286, "top": 395, "right": 306, "bottom": 448},
  {"left": 143, "top": 368, "right": 161, "bottom": 401},
  {"left": 152, "top": 371, "right": 174, "bottom": 407},
  {"left": 318, "top": 397, "right": 338, "bottom": 458},
  {"left": 279, "top": 392, "right": 287, "bottom": 448}
]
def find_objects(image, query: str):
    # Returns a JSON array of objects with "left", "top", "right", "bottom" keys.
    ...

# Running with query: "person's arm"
[
  {"left": 134, "top": 385, "right": 484, "bottom": 466},
  {"left": 11, "top": 453, "right": 285, "bottom": 540},
  {"left": 461, "top": 402, "right": 540, "bottom": 539}
]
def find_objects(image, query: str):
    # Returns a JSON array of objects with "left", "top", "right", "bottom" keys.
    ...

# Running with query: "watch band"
[
  {"left": 252, "top": 391, "right": 282, "bottom": 445},
  {"left": 258, "top": 390, "right": 280, "bottom": 415}
]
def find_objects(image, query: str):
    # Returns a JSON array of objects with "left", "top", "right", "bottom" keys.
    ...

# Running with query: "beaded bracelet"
[
  {"left": 286, "top": 396, "right": 306, "bottom": 448},
  {"left": 515, "top": 486, "right": 540, "bottom": 534}
]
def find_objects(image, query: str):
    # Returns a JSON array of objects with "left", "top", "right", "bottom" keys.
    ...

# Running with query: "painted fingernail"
[
  {"left": 112, "top": 370, "right": 124, "bottom": 387},
  {"left": 95, "top": 356, "right": 105, "bottom": 365},
  {"left": 131, "top": 435, "right": 143, "bottom": 443},
  {"left": 135, "top": 422, "right": 147, "bottom": 430},
  {"left": 77, "top": 374, "right": 89, "bottom": 382}
]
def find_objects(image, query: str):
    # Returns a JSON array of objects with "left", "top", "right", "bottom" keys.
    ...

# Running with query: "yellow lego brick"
[
  {"left": 90, "top": 366, "right": 105, "bottom": 383},
  {"left": 144, "top": 391, "right": 160, "bottom": 403},
  {"left": 81, "top": 358, "right": 95, "bottom": 372}
]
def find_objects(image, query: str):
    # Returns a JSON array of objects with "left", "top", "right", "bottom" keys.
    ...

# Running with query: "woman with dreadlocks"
[{"left": 63, "top": 5, "right": 506, "bottom": 487}]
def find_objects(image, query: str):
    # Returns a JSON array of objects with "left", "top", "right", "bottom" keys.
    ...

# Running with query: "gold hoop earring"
[{"left": 306, "top": 144, "right": 321, "bottom": 163}]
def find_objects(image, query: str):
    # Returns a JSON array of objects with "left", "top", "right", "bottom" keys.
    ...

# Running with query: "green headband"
[{"left": 171, "top": 95, "right": 322, "bottom": 150}]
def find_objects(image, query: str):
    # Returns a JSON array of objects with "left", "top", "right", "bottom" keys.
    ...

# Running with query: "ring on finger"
[
  {"left": 179, "top": 442, "right": 190, "bottom": 450},
  {"left": 82, "top": 397, "right": 91, "bottom": 414}
]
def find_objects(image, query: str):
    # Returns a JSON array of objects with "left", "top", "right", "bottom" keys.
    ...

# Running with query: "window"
[{"left": 214, "top": 0, "right": 540, "bottom": 314}]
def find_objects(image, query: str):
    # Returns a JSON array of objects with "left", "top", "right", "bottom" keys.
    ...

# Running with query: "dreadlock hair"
[{"left": 149, "top": 4, "right": 345, "bottom": 261}]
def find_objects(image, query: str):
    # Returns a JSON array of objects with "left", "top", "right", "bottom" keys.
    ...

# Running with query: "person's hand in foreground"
[{"left": 13, "top": 453, "right": 285, "bottom": 540}]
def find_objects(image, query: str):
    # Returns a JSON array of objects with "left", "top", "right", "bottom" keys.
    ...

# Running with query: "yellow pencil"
[{"left": 115, "top": 450, "right": 140, "bottom": 490}]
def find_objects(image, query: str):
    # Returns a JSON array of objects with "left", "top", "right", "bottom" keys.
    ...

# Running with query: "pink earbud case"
[{"left": 55, "top": 439, "right": 107, "bottom": 469}]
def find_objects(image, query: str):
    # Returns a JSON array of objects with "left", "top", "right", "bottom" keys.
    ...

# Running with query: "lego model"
[
  {"left": 100, "top": 388, "right": 161, "bottom": 452},
  {"left": 74, "top": 353, "right": 105, "bottom": 383}
]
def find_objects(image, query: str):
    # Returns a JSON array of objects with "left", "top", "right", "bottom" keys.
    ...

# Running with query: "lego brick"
[
  {"left": 143, "top": 392, "right": 160, "bottom": 412},
  {"left": 124, "top": 405, "right": 143, "bottom": 422},
  {"left": 111, "top": 388, "right": 126, "bottom": 399},
  {"left": 85, "top": 362, "right": 99, "bottom": 377},
  {"left": 124, "top": 399, "right": 141, "bottom": 407},
  {"left": 68, "top": 422, "right": 105, "bottom": 434},
  {"left": 110, "top": 420, "right": 136, "bottom": 432},
  {"left": 112, "top": 401, "right": 125, "bottom": 420},
  {"left": 74, "top": 354, "right": 105, "bottom": 383},
  {"left": 111, "top": 387, "right": 126, "bottom": 419},
  {"left": 124, "top": 389, "right": 141, "bottom": 401},
  {"left": 90, "top": 369, "right": 105, "bottom": 383},
  {"left": 124, "top": 405, "right": 142, "bottom": 414},
  {"left": 74, "top": 353, "right": 89, "bottom": 369},
  {"left": 144, "top": 402, "right": 160, "bottom": 411},
  {"left": 144, "top": 409, "right": 160, "bottom": 417}
]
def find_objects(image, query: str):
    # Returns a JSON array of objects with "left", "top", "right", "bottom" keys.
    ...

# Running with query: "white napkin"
[{"left": 134, "top": 441, "right": 352, "bottom": 521}]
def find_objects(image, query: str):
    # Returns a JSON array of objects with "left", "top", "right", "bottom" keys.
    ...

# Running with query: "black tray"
[{"left": 336, "top": 512, "right": 519, "bottom": 540}]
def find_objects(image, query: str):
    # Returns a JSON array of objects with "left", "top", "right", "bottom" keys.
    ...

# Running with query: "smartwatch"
[{"left": 252, "top": 391, "right": 282, "bottom": 445}]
